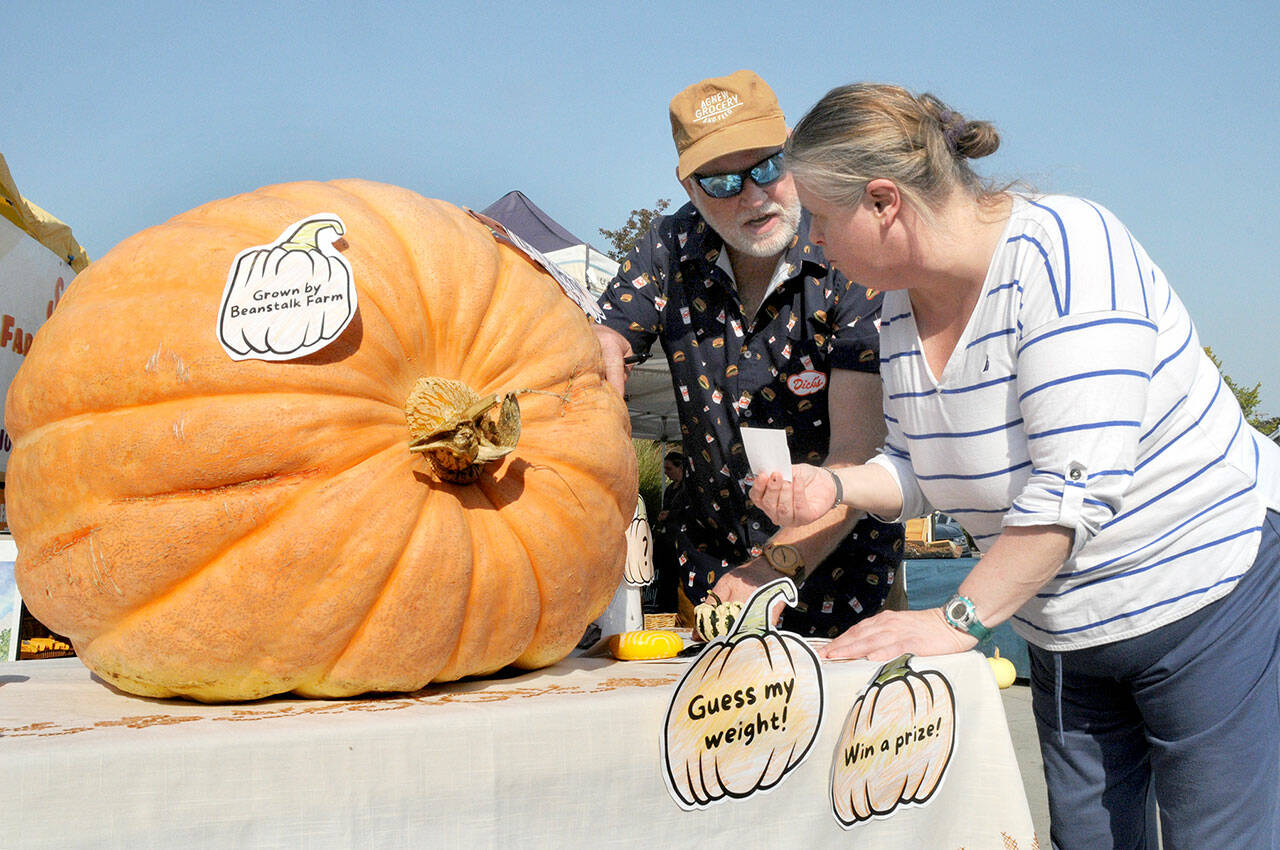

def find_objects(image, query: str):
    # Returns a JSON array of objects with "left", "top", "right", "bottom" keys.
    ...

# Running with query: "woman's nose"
[{"left": 809, "top": 219, "right": 824, "bottom": 245}]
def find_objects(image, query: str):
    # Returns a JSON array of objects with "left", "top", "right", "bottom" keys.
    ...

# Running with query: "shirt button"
[{"left": 1069, "top": 468, "right": 1082, "bottom": 481}]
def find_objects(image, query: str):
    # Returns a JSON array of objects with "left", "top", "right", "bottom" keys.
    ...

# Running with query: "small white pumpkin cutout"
[{"left": 623, "top": 495, "right": 654, "bottom": 587}]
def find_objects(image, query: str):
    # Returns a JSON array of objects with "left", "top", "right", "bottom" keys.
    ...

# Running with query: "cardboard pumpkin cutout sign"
[
  {"left": 661, "top": 579, "right": 824, "bottom": 809},
  {"left": 830, "top": 653, "right": 956, "bottom": 827}
]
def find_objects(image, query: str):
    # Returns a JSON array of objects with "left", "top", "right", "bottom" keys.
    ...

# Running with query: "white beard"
[{"left": 692, "top": 195, "right": 802, "bottom": 259}]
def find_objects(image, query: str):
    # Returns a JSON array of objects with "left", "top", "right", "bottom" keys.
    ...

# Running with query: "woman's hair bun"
[
  {"left": 926, "top": 94, "right": 1000, "bottom": 160},
  {"left": 954, "top": 120, "right": 1000, "bottom": 160}
]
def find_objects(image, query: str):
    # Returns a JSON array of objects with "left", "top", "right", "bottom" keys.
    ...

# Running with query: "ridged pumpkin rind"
[{"left": 4, "top": 179, "right": 636, "bottom": 702}]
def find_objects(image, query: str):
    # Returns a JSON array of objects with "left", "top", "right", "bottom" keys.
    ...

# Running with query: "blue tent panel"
[{"left": 480, "top": 190, "right": 585, "bottom": 254}]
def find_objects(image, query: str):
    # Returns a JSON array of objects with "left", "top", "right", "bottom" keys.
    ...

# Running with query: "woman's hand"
[
  {"left": 749, "top": 465, "right": 835, "bottom": 527},
  {"left": 818, "top": 608, "right": 975, "bottom": 661}
]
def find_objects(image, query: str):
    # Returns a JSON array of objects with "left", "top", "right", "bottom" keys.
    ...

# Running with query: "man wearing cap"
[{"left": 594, "top": 70, "right": 904, "bottom": 637}]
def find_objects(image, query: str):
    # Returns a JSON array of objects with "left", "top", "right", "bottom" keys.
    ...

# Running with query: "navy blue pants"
[{"left": 1028, "top": 509, "right": 1280, "bottom": 849}]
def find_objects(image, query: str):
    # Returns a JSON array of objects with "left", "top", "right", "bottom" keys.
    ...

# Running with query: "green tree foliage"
[
  {"left": 1205, "top": 348, "right": 1279, "bottom": 436},
  {"left": 598, "top": 199, "right": 670, "bottom": 261}
]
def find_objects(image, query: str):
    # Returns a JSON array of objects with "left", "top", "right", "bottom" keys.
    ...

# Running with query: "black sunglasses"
[{"left": 694, "top": 151, "right": 786, "bottom": 199}]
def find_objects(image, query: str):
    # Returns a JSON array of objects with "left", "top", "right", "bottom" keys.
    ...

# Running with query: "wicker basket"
[{"left": 643, "top": 613, "right": 680, "bottom": 630}]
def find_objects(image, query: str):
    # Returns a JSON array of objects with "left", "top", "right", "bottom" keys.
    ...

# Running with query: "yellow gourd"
[
  {"left": 609, "top": 630, "right": 683, "bottom": 660},
  {"left": 987, "top": 647, "right": 1017, "bottom": 689}
]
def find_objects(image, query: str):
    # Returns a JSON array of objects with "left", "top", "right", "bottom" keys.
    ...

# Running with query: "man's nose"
[{"left": 738, "top": 178, "right": 769, "bottom": 207}]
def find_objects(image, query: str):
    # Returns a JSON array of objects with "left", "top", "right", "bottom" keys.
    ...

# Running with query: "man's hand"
[
  {"left": 709, "top": 559, "right": 784, "bottom": 626},
  {"left": 592, "top": 324, "right": 635, "bottom": 396}
]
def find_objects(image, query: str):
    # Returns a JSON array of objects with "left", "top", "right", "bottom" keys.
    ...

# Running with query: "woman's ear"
[{"left": 865, "top": 179, "right": 901, "bottom": 226}]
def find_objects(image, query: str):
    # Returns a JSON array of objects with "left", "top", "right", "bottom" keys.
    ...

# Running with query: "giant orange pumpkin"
[{"left": 5, "top": 179, "right": 637, "bottom": 702}]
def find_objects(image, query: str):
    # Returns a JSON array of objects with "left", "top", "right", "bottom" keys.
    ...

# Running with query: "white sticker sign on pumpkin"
[
  {"left": 217, "top": 214, "right": 356, "bottom": 361},
  {"left": 830, "top": 653, "right": 955, "bottom": 828},
  {"left": 661, "top": 579, "right": 824, "bottom": 809}
]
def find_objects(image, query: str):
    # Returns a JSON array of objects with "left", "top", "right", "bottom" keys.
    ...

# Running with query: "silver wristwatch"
[{"left": 942, "top": 594, "right": 992, "bottom": 642}]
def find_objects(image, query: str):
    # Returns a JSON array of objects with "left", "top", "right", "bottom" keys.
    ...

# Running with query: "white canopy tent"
[
  {"left": 623, "top": 357, "right": 680, "bottom": 442},
  {"left": 0, "top": 154, "right": 89, "bottom": 477},
  {"left": 543, "top": 243, "right": 620, "bottom": 296}
]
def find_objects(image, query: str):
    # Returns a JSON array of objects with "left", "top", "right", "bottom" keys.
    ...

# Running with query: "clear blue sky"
[{"left": 4, "top": 1, "right": 1276, "bottom": 409}]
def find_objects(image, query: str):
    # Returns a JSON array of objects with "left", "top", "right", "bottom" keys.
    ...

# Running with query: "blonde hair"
[{"left": 785, "top": 83, "right": 1002, "bottom": 214}]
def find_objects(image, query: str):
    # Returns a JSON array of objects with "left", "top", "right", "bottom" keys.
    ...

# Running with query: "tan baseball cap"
[{"left": 669, "top": 70, "right": 787, "bottom": 181}]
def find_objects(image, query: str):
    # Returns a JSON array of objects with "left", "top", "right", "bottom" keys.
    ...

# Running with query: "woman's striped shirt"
[{"left": 868, "top": 195, "right": 1280, "bottom": 650}]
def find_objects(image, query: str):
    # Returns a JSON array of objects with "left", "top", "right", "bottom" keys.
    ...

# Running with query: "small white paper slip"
[{"left": 740, "top": 426, "right": 792, "bottom": 482}]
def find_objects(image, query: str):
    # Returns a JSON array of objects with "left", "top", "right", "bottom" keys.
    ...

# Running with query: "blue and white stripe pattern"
[{"left": 869, "top": 195, "right": 1280, "bottom": 650}]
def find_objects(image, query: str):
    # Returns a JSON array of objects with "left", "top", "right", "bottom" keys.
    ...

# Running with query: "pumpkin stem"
[
  {"left": 405, "top": 377, "right": 523, "bottom": 484},
  {"left": 871, "top": 653, "right": 916, "bottom": 686},
  {"left": 403, "top": 377, "right": 579, "bottom": 484},
  {"left": 280, "top": 217, "right": 345, "bottom": 251},
  {"left": 729, "top": 577, "right": 797, "bottom": 638}
]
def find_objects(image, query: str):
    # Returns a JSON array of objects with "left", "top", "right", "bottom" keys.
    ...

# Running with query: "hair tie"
[{"left": 938, "top": 110, "right": 964, "bottom": 155}]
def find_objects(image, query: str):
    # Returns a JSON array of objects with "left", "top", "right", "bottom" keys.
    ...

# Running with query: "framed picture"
[{"left": 0, "top": 537, "right": 19, "bottom": 662}]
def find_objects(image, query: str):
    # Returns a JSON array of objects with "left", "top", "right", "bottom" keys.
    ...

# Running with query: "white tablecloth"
[{"left": 2, "top": 652, "right": 1037, "bottom": 849}]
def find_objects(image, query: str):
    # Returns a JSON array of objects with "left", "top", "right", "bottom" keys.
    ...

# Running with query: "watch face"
[
  {"left": 765, "top": 544, "right": 803, "bottom": 577},
  {"left": 945, "top": 597, "right": 970, "bottom": 625}
]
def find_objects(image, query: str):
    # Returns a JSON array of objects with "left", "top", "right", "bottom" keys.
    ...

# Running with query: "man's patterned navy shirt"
[{"left": 598, "top": 201, "right": 884, "bottom": 567}]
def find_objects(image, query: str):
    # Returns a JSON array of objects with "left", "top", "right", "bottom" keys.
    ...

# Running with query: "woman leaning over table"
[{"left": 750, "top": 83, "right": 1280, "bottom": 850}]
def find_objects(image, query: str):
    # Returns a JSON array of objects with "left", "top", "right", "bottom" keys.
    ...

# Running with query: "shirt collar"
[{"left": 714, "top": 249, "right": 791, "bottom": 304}]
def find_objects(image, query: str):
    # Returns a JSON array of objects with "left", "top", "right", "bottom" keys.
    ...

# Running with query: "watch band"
[
  {"left": 823, "top": 466, "right": 843, "bottom": 511},
  {"left": 942, "top": 594, "right": 992, "bottom": 642},
  {"left": 763, "top": 543, "right": 805, "bottom": 582}
]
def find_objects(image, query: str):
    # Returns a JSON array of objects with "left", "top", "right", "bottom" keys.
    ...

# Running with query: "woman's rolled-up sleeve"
[{"left": 1006, "top": 309, "right": 1157, "bottom": 558}]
